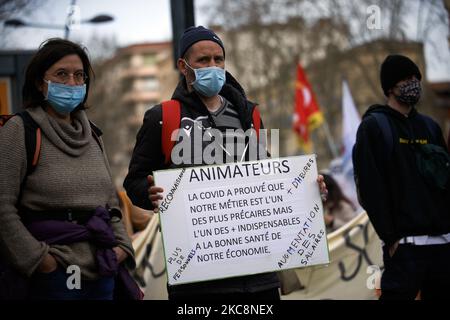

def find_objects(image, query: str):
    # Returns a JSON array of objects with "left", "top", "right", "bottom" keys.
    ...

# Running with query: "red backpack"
[{"left": 161, "top": 100, "right": 261, "bottom": 164}]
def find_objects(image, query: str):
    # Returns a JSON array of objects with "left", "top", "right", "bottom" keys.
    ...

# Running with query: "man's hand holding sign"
[{"left": 151, "top": 156, "right": 329, "bottom": 285}]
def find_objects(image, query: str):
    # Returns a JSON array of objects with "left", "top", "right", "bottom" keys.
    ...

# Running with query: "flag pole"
[
  {"left": 321, "top": 118, "right": 339, "bottom": 159},
  {"left": 293, "top": 58, "right": 339, "bottom": 158}
]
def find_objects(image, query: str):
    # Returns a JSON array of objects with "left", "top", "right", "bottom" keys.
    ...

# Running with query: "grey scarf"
[{"left": 27, "top": 106, "right": 92, "bottom": 157}]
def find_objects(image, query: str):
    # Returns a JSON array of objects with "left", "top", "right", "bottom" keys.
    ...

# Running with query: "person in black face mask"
[
  {"left": 392, "top": 76, "right": 422, "bottom": 106},
  {"left": 352, "top": 54, "right": 450, "bottom": 300}
]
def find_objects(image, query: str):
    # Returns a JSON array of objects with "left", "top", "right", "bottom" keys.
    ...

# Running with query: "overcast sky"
[
  {"left": 2, "top": 0, "right": 449, "bottom": 82},
  {"left": 2, "top": 0, "right": 208, "bottom": 46}
]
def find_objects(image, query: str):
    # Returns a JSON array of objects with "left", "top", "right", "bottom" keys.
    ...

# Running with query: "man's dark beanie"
[
  {"left": 380, "top": 54, "right": 422, "bottom": 96},
  {"left": 179, "top": 26, "right": 225, "bottom": 58}
]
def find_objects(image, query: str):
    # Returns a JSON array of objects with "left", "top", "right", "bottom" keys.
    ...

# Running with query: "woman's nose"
[{"left": 65, "top": 74, "right": 77, "bottom": 86}]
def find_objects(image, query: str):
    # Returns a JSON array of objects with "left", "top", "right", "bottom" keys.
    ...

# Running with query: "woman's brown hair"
[{"left": 22, "top": 38, "right": 94, "bottom": 110}]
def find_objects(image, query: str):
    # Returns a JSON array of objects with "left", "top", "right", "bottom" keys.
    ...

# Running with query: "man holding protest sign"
[{"left": 124, "top": 26, "right": 327, "bottom": 300}]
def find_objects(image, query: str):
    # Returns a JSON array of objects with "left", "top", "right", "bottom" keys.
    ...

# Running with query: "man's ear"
[{"left": 177, "top": 58, "right": 188, "bottom": 77}]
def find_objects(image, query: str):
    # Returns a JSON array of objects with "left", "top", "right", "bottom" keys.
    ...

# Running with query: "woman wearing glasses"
[{"left": 0, "top": 39, "right": 137, "bottom": 300}]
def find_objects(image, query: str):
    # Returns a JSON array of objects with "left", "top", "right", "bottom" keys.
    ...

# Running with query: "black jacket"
[
  {"left": 352, "top": 104, "right": 450, "bottom": 247},
  {"left": 124, "top": 72, "right": 279, "bottom": 295},
  {"left": 124, "top": 72, "right": 262, "bottom": 210}
]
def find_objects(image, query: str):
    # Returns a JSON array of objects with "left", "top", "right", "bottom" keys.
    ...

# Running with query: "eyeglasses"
[{"left": 48, "top": 70, "right": 88, "bottom": 84}]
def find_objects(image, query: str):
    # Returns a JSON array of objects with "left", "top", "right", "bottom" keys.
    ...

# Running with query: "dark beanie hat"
[
  {"left": 179, "top": 26, "right": 225, "bottom": 58},
  {"left": 380, "top": 54, "right": 422, "bottom": 96}
]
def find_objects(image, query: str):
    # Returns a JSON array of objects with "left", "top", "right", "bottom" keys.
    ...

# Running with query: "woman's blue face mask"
[
  {"left": 184, "top": 60, "right": 226, "bottom": 98},
  {"left": 44, "top": 80, "right": 86, "bottom": 115}
]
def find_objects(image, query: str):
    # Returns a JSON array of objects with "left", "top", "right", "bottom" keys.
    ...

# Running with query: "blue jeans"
[{"left": 31, "top": 267, "right": 115, "bottom": 300}]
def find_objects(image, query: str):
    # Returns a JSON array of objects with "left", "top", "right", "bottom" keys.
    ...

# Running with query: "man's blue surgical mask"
[
  {"left": 44, "top": 80, "right": 86, "bottom": 115},
  {"left": 185, "top": 60, "right": 226, "bottom": 97}
]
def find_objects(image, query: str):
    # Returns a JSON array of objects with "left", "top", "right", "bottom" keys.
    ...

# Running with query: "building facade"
[{"left": 88, "top": 42, "right": 178, "bottom": 187}]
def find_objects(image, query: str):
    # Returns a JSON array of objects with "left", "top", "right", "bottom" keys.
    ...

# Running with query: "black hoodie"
[
  {"left": 352, "top": 104, "right": 450, "bottom": 247},
  {"left": 124, "top": 72, "right": 279, "bottom": 295}
]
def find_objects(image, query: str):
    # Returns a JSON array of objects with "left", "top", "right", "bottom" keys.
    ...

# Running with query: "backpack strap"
[
  {"left": 16, "top": 111, "right": 41, "bottom": 176},
  {"left": 161, "top": 100, "right": 181, "bottom": 165},
  {"left": 89, "top": 120, "right": 103, "bottom": 152},
  {"left": 0, "top": 114, "right": 14, "bottom": 126},
  {"left": 370, "top": 112, "right": 393, "bottom": 156},
  {"left": 419, "top": 114, "right": 439, "bottom": 144},
  {"left": 252, "top": 104, "right": 261, "bottom": 142}
]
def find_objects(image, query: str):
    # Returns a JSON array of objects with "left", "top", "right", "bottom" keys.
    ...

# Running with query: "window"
[
  {"left": 143, "top": 54, "right": 157, "bottom": 66},
  {"left": 135, "top": 76, "right": 159, "bottom": 91}
]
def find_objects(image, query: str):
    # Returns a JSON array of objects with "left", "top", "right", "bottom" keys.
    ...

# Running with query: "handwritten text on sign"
[{"left": 154, "top": 155, "right": 329, "bottom": 285}]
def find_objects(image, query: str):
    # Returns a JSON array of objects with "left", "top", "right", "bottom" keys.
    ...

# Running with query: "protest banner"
[{"left": 154, "top": 155, "right": 329, "bottom": 285}]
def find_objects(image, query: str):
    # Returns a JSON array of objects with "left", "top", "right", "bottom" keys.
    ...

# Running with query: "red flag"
[{"left": 292, "top": 63, "right": 323, "bottom": 152}]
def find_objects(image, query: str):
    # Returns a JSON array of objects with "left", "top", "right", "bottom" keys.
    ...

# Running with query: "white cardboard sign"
[{"left": 154, "top": 155, "right": 329, "bottom": 286}]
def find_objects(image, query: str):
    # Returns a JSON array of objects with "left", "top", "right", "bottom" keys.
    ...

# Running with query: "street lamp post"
[
  {"left": 4, "top": 2, "right": 113, "bottom": 39},
  {"left": 170, "top": 0, "right": 195, "bottom": 69}
]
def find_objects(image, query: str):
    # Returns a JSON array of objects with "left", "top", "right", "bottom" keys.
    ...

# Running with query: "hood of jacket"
[{"left": 363, "top": 104, "right": 419, "bottom": 122}]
